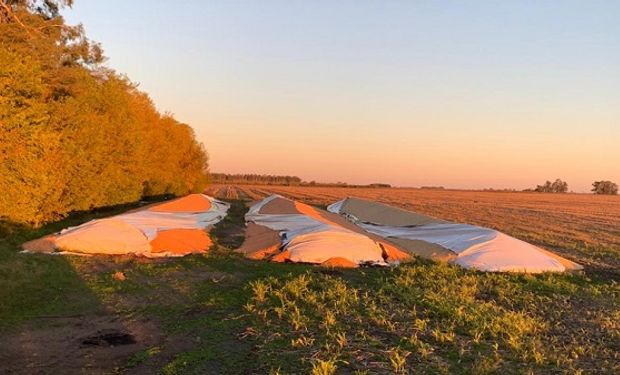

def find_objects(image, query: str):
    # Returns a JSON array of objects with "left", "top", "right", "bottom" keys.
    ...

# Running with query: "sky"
[{"left": 64, "top": 1, "right": 619, "bottom": 192}]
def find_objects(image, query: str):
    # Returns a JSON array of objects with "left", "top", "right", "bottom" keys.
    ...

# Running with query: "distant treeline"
[
  {"left": 484, "top": 179, "right": 618, "bottom": 195},
  {"left": 0, "top": 1, "right": 209, "bottom": 226},
  {"left": 211, "top": 174, "right": 302, "bottom": 186},
  {"left": 212, "top": 173, "right": 391, "bottom": 188},
  {"left": 532, "top": 179, "right": 569, "bottom": 193}
]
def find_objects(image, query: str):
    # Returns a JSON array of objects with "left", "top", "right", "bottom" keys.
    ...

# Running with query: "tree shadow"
[
  {"left": 0, "top": 197, "right": 298, "bottom": 373},
  {"left": 0, "top": 196, "right": 176, "bottom": 373}
]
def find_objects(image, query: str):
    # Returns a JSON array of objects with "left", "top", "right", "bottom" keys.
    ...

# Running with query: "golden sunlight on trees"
[{"left": 0, "top": 0, "right": 209, "bottom": 226}]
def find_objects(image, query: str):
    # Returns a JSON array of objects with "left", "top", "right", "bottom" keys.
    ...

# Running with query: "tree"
[
  {"left": 535, "top": 179, "right": 568, "bottom": 193},
  {"left": 551, "top": 179, "right": 568, "bottom": 193},
  {"left": 1, "top": 0, "right": 210, "bottom": 226},
  {"left": 535, "top": 181, "right": 552, "bottom": 193},
  {"left": 1, "top": 0, "right": 73, "bottom": 21},
  {"left": 591, "top": 181, "right": 618, "bottom": 195}
]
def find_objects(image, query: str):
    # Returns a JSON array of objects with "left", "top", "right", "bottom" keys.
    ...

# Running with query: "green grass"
[
  {"left": 245, "top": 264, "right": 618, "bottom": 374},
  {"left": 1, "top": 199, "right": 618, "bottom": 374}
]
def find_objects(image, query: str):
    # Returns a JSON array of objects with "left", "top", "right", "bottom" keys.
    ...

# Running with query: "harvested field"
[{"left": 212, "top": 184, "right": 620, "bottom": 275}]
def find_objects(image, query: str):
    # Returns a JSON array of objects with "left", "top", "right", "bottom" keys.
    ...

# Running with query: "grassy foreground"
[{"left": 0, "top": 200, "right": 618, "bottom": 374}]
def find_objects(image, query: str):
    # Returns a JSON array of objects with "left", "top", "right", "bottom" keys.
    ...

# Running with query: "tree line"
[
  {"left": 534, "top": 179, "right": 569, "bottom": 193},
  {"left": 211, "top": 174, "right": 303, "bottom": 186},
  {"left": 0, "top": 0, "right": 209, "bottom": 226},
  {"left": 211, "top": 173, "right": 392, "bottom": 188},
  {"left": 213, "top": 172, "right": 618, "bottom": 195},
  {"left": 526, "top": 179, "right": 618, "bottom": 195}
]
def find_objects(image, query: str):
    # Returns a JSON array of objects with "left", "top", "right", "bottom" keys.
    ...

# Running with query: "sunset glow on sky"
[{"left": 65, "top": 1, "right": 619, "bottom": 192}]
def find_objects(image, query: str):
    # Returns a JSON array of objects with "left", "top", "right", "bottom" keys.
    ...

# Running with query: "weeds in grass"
[
  {"left": 334, "top": 332, "right": 347, "bottom": 348},
  {"left": 311, "top": 359, "right": 337, "bottom": 375},
  {"left": 291, "top": 335, "right": 315, "bottom": 348},
  {"left": 245, "top": 263, "right": 619, "bottom": 374},
  {"left": 388, "top": 347, "right": 410, "bottom": 373},
  {"left": 250, "top": 279, "right": 270, "bottom": 303}
]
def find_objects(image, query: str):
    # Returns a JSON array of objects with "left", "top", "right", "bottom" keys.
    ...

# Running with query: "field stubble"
[{"left": 208, "top": 184, "right": 620, "bottom": 274}]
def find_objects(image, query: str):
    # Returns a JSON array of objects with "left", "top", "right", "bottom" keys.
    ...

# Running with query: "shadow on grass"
[
  {"left": 0, "top": 195, "right": 176, "bottom": 373},
  {"left": 0, "top": 197, "right": 310, "bottom": 373}
]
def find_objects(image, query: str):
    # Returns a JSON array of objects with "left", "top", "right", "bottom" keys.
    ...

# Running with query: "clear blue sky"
[{"left": 65, "top": 1, "right": 619, "bottom": 191}]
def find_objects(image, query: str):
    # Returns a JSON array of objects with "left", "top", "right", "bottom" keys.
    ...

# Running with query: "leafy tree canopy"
[
  {"left": 1, "top": 0, "right": 210, "bottom": 226},
  {"left": 591, "top": 181, "right": 618, "bottom": 195},
  {"left": 534, "top": 179, "right": 568, "bottom": 193}
]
